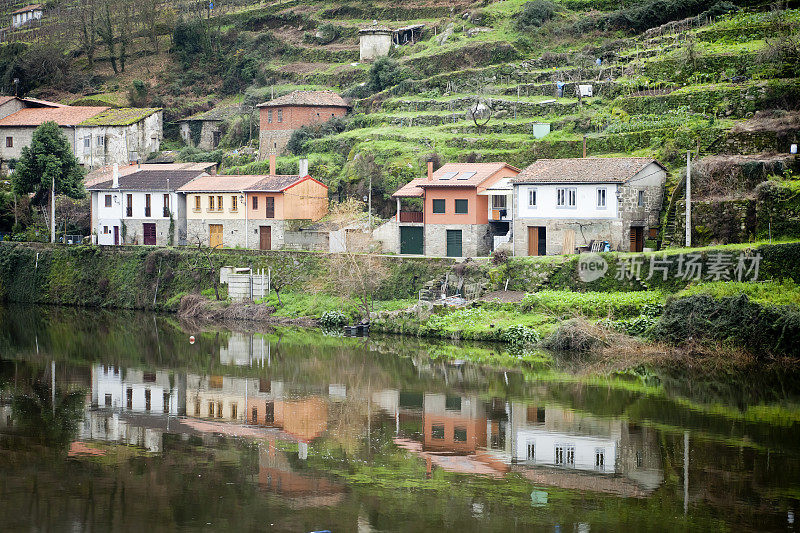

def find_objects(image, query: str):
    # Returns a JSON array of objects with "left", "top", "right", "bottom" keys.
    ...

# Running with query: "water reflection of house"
[
  {"left": 258, "top": 439, "right": 346, "bottom": 509},
  {"left": 509, "top": 402, "right": 663, "bottom": 496},
  {"left": 187, "top": 375, "right": 329, "bottom": 444},
  {"left": 422, "top": 393, "right": 487, "bottom": 454},
  {"left": 219, "top": 332, "right": 272, "bottom": 367},
  {"left": 92, "top": 365, "right": 186, "bottom": 415}
]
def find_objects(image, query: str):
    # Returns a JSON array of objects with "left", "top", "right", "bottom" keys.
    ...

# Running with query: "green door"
[
  {"left": 400, "top": 226, "right": 424, "bottom": 255},
  {"left": 446, "top": 229, "right": 462, "bottom": 257}
]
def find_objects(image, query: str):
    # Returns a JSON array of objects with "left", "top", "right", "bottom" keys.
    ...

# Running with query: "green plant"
[
  {"left": 517, "top": 0, "right": 558, "bottom": 31},
  {"left": 319, "top": 309, "right": 348, "bottom": 328},
  {"left": 500, "top": 324, "right": 540, "bottom": 346}
]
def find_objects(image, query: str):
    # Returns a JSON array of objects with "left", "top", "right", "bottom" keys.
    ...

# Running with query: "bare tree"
[
  {"left": 324, "top": 199, "right": 388, "bottom": 322},
  {"left": 267, "top": 254, "right": 306, "bottom": 306},
  {"left": 186, "top": 231, "right": 222, "bottom": 300}
]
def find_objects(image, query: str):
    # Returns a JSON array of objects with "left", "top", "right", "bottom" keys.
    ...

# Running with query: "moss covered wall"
[{"left": 0, "top": 244, "right": 454, "bottom": 311}]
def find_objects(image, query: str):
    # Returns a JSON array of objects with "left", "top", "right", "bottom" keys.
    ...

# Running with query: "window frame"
[
  {"left": 96, "top": 135, "right": 104, "bottom": 147},
  {"left": 528, "top": 188, "right": 537, "bottom": 208},
  {"left": 104, "top": 194, "right": 112, "bottom": 208},
  {"left": 5, "top": 136, "right": 12, "bottom": 148},
  {"left": 209, "top": 195, "right": 215, "bottom": 211},
  {"left": 252, "top": 195, "right": 258, "bottom": 210},
  {"left": 597, "top": 187, "right": 607, "bottom": 209},
  {"left": 231, "top": 195, "right": 238, "bottom": 212},
  {"left": 267, "top": 109, "right": 273, "bottom": 124},
  {"left": 454, "top": 199, "right": 468, "bottom": 214},
  {"left": 556, "top": 187, "right": 577, "bottom": 209},
  {"left": 637, "top": 190, "right": 645, "bottom": 207},
  {"left": 194, "top": 195, "right": 201, "bottom": 212},
  {"left": 217, "top": 195, "right": 223, "bottom": 212},
  {"left": 492, "top": 195, "right": 507, "bottom": 209},
  {"left": 432, "top": 198, "right": 446, "bottom": 214},
  {"left": 276, "top": 109, "right": 283, "bottom": 123}
]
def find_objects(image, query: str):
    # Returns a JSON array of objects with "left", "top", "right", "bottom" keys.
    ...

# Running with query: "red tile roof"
[
  {"left": 177, "top": 174, "right": 263, "bottom": 192},
  {"left": 11, "top": 4, "right": 42, "bottom": 14},
  {"left": 257, "top": 90, "right": 350, "bottom": 109},
  {"left": 513, "top": 157, "right": 665, "bottom": 184},
  {"left": 392, "top": 162, "right": 520, "bottom": 198},
  {"left": 0, "top": 106, "right": 107, "bottom": 127}
]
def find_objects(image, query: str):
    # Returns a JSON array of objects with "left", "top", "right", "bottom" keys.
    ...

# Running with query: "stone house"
[
  {"left": 386, "top": 162, "right": 521, "bottom": 257},
  {"left": 0, "top": 104, "right": 162, "bottom": 169},
  {"left": 10, "top": 4, "right": 42, "bottom": 28},
  {"left": 358, "top": 23, "right": 425, "bottom": 61},
  {"left": 257, "top": 91, "right": 349, "bottom": 158},
  {"left": 512, "top": 157, "right": 667, "bottom": 256},
  {"left": 178, "top": 105, "right": 239, "bottom": 150},
  {"left": 179, "top": 158, "right": 328, "bottom": 250},
  {"left": 87, "top": 164, "right": 211, "bottom": 246}
]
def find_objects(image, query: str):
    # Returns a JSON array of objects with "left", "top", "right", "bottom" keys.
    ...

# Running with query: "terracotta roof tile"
[
  {"left": 246, "top": 175, "right": 306, "bottom": 192},
  {"left": 11, "top": 4, "right": 42, "bottom": 14},
  {"left": 513, "top": 157, "right": 665, "bottom": 184},
  {"left": 392, "top": 162, "right": 519, "bottom": 197},
  {"left": 0, "top": 106, "right": 107, "bottom": 126},
  {"left": 85, "top": 162, "right": 217, "bottom": 187},
  {"left": 257, "top": 90, "right": 350, "bottom": 108},
  {"left": 177, "top": 174, "right": 264, "bottom": 192}
]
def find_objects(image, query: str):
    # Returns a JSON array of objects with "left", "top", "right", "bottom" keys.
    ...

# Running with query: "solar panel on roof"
[
  {"left": 457, "top": 171, "right": 477, "bottom": 180},
  {"left": 439, "top": 171, "right": 458, "bottom": 180}
]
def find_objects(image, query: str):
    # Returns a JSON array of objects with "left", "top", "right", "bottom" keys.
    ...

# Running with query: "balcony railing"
[
  {"left": 163, "top": 207, "right": 170, "bottom": 218},
  {"left": 145, "top": 207, "right": 151, "bottom": 217},
  {"left": 126, "top": 207, "right": 132, "bottom": 217},
  {"left": 399, "top": 211, "right": 423, "bottom": 223}
]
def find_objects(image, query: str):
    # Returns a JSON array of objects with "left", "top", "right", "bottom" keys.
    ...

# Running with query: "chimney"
[
  {"left": 427, "top": 159, "right": 433, "bottom": 181},
  {"left": 269, "top": 153, "right": 276, "bottom": 176},
  {"left": 299, "top": 158, "right": 309, "bottom": 177},
  {"left": 112, "top": 163, "right": 119, "bottom": 188},
  {"left": 582, "top": 136, "right": 587, "bottom": 158}
]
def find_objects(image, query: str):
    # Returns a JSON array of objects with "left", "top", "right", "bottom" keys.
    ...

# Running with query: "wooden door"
[
  {"left": 113, "top": 226, "right": 119, "bottom": 245},
  {"left": 143, "top": 223, "right": 156, "bottom": 245},
  {"left": 209, "top": 224, "right": 223, "bottom": 248},
  {"left": 259, "top": 226, "right": 271, "bottom": 250},
  {"left": 563, "top": 229, "right": 575, "bottom": 255},
  {"left": 528, "top": 226, "right": 547, "bottom": 256},
  {"left": 446, "top": 229, "right": 462, "bottom": 257},
  {"left": 630, "top": 226, "right": 644, "bottom": 252}
]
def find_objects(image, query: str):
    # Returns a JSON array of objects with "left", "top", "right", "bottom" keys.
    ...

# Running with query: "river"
[{"left": 0, "top": 304, "right": 798, "bottom": 532}]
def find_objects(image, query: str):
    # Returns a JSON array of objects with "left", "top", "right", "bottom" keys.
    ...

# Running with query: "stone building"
[
  {"left": 0, "top": 104, "right": 162, "bottom": 169},
  {"left": 178, "top": 105, "right": 239, "bottom": 150},
  {"left": 10, "top": 4, "right": 42, "bottom": 28},
  {"left": 511, "top": 157, "right": 667, "bottom": 256},
  {"left": 359, "top": 25, "right": 393, "bottom": 61},
  {"left": 257, "top": 91, "right": 349, "bottom": 158},
  {"left": 385, "top": 161, "right": 521, "bottom": 257}
]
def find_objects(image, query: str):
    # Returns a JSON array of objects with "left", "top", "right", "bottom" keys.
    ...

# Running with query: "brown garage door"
[{"left": 143, "top": 223, "right": 156, "bottom": 246}]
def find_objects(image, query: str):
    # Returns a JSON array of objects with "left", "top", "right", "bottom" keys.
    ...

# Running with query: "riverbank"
[{"left": 2, "top": 241, "right": 800, "bottom": 359}]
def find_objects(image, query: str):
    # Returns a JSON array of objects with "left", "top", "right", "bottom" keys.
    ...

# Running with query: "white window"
[
  {"left": 526, "top": 441, "right": 535, "bottom": 461},
  {"left": 83, "top": 136, "right": 91, "bottom": 148},
  {"left": 637, "top": 190, "right": 645, "bottom": 207},
  {"left": 557, "top": 187, "right": 576, "bottom": 208},
  {"left": 595, "top": 448, "right": 605, "bottom": 471},
  {"left": 555, "top": 444, "right": 575, "bottom": 467},
  {"left": 597, "top": 188, "right": 606, "bottom": 208},
  {"left": 528, "top": 188, "right": 537, "bottom": 207},
  {"left": 96, "top": 135, "right": 105, "bottom": 146}
]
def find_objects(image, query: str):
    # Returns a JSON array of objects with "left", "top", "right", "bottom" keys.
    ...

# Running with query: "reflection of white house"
[
  {"left": 187, "top": 373, "right": 283, "bottom": 422},
  {"left": 10, "top": 4, "right": 43, "bottom": 28},
  {"left": 220, "top": 332, "right": 272, "bottom": 367},
  {"left": 91, "top": 365, "right": 185, "bottom": 415}
]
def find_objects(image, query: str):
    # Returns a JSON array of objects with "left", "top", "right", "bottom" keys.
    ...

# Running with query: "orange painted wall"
[
  {"left": 423, "top": 187, "right": 485, "bottom": 225},
  {"left": 246, "top": 192, "right": 284, "bottom": 220},
  {"left": 283, "top": 178, "right": 329, "bottom": 221},
  {"left": 423, "top": 415, "right": 487, "bottom": 453}
]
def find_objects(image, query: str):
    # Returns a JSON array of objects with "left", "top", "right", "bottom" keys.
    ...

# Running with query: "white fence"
[{"left": 220, "top": 267, "right": 270, "bottom": 301}]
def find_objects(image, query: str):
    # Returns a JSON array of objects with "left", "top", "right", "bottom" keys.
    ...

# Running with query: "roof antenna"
[{"left": 13, "top": 78, "right": 19, "bottom": 97}]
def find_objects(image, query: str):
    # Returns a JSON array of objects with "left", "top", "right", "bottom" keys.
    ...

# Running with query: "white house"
[
  {"left": 10, "top": 4, "right": 42, "bottom": 28},
  {"left": 512, "top": 157, "right": 667, "bottom": 255},
  {"left": 91, "top": 364, "right": 185, "bottom": 416},
  {"left": 87, "top": 164, "right": 210, "bottom": 245}
]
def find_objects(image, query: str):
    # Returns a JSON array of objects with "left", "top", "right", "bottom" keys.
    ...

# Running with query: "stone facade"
[
  {"left": 359, "top": 30, "right": 393, "bottom": 61},
  {"left": 424, "top": 223, "right": 491, "bottom": 257},
  {"left": 258, "top": 103, "right": 348, "bottom": 158},
  {"left": 180, "top": 120, "right": 223, "bottom": 150},
  {"left": 186, "top": 219, "right": 287, "bottom": 249},
  {"left": 258, "top": 129, "right": 293, "bottom": 159},
  {"left": 122, "top": 219, "right": 174, "bottom": 246}
]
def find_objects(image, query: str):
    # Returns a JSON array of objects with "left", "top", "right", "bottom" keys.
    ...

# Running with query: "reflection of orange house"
[
  {"left": 247, "top": 397, "right": 328, "bottom": 442},
  {"left": 423, "top": 414, "right": 487, "bottom": 454},
  {"left": 258, "top": 441, "right": 346, "bottom": 508}
]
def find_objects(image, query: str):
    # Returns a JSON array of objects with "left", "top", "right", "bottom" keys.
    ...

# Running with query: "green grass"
[
  {"left": 678, "top": 280, "right": 800, "bottom": 308},
  {"left": 520, "top": 290, "right": 664, "bottom": 318},
  {"left": 256, "top": 291, "right": 415, "bottom": 320}
]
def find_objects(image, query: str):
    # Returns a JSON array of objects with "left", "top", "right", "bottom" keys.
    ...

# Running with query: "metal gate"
[
  {"left": 446, "top": 229, "right": 462, "bottom": 257},
  {"left": 400, "top": 226, "right": 423, "bottom": 255}
]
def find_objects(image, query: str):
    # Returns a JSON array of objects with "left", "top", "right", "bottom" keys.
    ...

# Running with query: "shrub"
[
  {"left": 517, "top": 0, "right": 558, "bottom": 31},
  {"left": 500, "top": 324, "right": 540, "bottom": 346},
  {"left": 491, "top": 248, "right": 510, "bottom": 265},
  {"left": 320, "top": 310, "right": 348, "bottom": 328},
  {"left": 368, "top": 57, "right": 410, "bottom": 93},
  {"left": 541, "top": 318, "right": 605, "bottom": 352}
]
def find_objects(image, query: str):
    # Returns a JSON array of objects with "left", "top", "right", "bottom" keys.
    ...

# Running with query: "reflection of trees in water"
[{"left": 11, "top": 381, "right": 85, "bottom": 448}]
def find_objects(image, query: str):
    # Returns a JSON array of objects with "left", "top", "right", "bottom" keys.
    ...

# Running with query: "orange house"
[
  {"left": 179, "top": 159, "right": 328, "bottom": 250},
  {"left": 391, "top": 162, "right": 520, "bottom": 257}
]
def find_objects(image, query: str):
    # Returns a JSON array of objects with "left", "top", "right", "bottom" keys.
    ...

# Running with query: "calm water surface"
[{"left": 0, "top": 304, "right": 799, "bottom": 532}]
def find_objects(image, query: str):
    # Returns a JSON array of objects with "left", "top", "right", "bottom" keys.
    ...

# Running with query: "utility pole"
[
  {"left": 50, "top": 175, "right": 55, "bottom": 243},
  {"left": 368, "top": 170, "right": 373, "bottom": 234},
  {"left": 685, "top": 150, "right": 691, "bottom": 247}
]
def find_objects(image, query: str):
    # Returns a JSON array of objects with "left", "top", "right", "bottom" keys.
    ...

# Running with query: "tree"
[
  {"left": 268, "top": 254, "right": 306, "bottom": 306},
  {"left": 12, "top": 122, "right": 85, "bottom": 241},
  {"left": 324, "top": 199, "right": 389, "bottom": 322},
  {"left": 367, "top": 57, "right": 409, "bottom": 93}
]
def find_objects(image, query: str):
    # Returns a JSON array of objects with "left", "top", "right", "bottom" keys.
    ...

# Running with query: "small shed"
[
  {"left": 359, "top": 24, "right": 393, "bottom": 62},
  {"left": 179, "top": 106, "right": 239, "bottom": 150},
  {"left": 10, "top": 4, "right": 43, "bottom": 28}
]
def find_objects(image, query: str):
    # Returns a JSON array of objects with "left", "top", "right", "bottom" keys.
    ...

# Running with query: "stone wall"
[
  {"left": 373, "top": 220, "right": 401, "bottom": 252},
  {"left": 123, "top": 219, "right": 173, "bottom": 246},
  {"left": 283, "top": 230, "right": 329, "bottom": 251},
  {"left": 618, "top": 182, "right": 663, "bottom": 249},
  {"left": 673, "top": 199, "right": 756, "bottom": 246},
  {"left": 186, "top": 219, "right": 287, "bottom": 249},
  {"left": 359, "top": 32, "right": 392, "bottom": 61},
  {"left": 259, "top": 129, "right": 293, "bottom": 158},
  {"left": 513, "top": 216, "right": 625, "bottom": 255},
  {"left": 424, "top": 224, "right": 491, "bottom": 257}
]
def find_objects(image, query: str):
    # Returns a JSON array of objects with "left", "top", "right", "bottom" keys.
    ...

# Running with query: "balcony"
[
  {"left": 491, "top": 208, "right": 510, "bottom": 221},
  {"left": 398, "top": 211, "right": 423, "bottom": 223},
  {"left": 163, "top": 207, "right": 170, "bottom": 218},
  {"left": 145, "top": 207, "right": 151, "bottom": 217},
  {"left": 126, "top": 207, "right": 132, "bottom": 217}
]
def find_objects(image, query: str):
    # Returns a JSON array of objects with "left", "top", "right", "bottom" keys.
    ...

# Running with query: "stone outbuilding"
[
  {"left": 257, "top": 90, "right": 350, "bottom": 158},
  {"left": 511, "top": 157, "right": 667, "bottom": 256},
  {"left": 10, "top": 4, "right": 42, "bottom": 28},
  {"left": 359, "top": 25, "right": 393, "bottom": 61},
  {"left": 178, "top": 105, "right": 239, "bottom": 150}
]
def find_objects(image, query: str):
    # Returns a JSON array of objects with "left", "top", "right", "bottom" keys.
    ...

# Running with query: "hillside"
[{"left": 1, "top": 0, "right": 799, "bottom": 246}]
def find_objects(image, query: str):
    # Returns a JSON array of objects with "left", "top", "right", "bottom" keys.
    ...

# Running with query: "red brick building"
[{"left": 257, "top": 90, "right": 350, "bottom": 158}]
